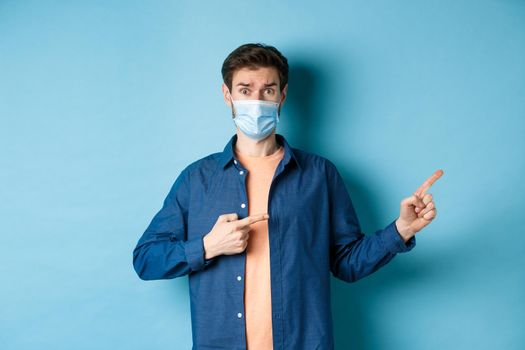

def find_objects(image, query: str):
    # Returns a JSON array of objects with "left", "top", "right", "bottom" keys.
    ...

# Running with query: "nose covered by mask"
[{"left": 230, "top": 97, "right": 281, "bottom": 141}]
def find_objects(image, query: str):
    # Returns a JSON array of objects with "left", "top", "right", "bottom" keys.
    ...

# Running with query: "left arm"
[
  {"left": 328, "top": 163, "right": 443, "bottom": 283},
  {"left": 327, "top": 161, "right": 416, "bottom": 283}
]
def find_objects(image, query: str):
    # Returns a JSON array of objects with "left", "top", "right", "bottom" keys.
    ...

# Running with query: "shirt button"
[
  {"left": 239, "top": 170, "right": 244, "bottom": 175},
  {"left": 237, "top": 312, "right": 243, "bottom": 318},
  {"left": 241, "top": 203, "right": 246, "bottom": 208},
  {"left": 237, "top": 275, "right": 242, "bottom": 281},
  {"left": 234, "top": 159, "right": 238, "bottom": 164}
]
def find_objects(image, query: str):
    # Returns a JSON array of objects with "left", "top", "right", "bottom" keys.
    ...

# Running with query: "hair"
[{"left": 221, "top": 43, "right": 289, "bottom": 92}]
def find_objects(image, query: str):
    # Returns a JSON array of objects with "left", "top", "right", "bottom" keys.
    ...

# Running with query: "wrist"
[
  {"left": 395, "top": 219, "right": 413, "bottom": 243},
  {"left": 203, "top": 234, "right": 217, "bottom": 260}
]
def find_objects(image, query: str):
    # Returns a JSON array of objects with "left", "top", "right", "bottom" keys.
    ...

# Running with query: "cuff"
[
  {"left": 184, "top": 236, "right": 215, "bottom": 272},
  {"left": 381, "top": 219, "right": 416, "bottom": 254}
]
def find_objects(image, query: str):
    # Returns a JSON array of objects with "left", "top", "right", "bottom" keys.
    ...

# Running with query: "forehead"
[{"left": 231, "top": 66, "right": 280, "bottom": 86}]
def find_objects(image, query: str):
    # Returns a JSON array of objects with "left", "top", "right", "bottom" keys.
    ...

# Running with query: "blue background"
[{"left": 1, "top": 1, "right": 524, "bottom": 349}]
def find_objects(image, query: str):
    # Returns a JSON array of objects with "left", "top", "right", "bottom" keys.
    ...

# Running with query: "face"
[{"left": 222, "top": 66, "right": 288, "bottom": 114}]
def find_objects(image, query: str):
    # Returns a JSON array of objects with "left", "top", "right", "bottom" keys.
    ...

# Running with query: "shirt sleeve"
[
  {"left": 326, "top": 160, "right": 416, "bottom": 283},
  {"left": 132, "top": 167, "right": 217, "bottom": 280}
]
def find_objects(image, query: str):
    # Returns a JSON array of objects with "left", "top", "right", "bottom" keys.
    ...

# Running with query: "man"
[{"left": 132, "top": 43, "right": 443, "bottom": 350}]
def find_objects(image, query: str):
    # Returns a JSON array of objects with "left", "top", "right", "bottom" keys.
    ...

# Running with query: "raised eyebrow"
[
  {"left": 236, "top": 82, "right": 251, "bottom": 87},
  {"left": 263, "top": 83, "right": 277, "bottom": 87}
]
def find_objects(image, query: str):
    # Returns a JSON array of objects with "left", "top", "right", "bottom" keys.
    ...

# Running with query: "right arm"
[
  {"left": 132, "top": 168, "right": 214, "bottom": 280},
  {"left": 132, "top": 168, "right": 270, "bottom": 281}
]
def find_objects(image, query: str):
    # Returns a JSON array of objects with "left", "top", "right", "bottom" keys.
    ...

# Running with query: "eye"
[
  {"left": 265, "top": 88, "right": 274, "bottom": 95},
  {"left": 240, "top": 88, "right": 249, "bottom": 95}
]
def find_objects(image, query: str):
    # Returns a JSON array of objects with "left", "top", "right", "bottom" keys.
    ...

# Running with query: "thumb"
[
  {"left": 402, "top": 194, "right": 426, "bottom": 209},
  {"left": 218, "top": 213, "right": 238, "bottom": 223}
]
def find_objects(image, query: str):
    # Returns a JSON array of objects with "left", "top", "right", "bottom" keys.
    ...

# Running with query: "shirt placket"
[
  {"left": 267, "top": 161, "right": 286, "bottom": 350},
  {"left": 233, "top": 157, "right": 249, "bottom": 349}
]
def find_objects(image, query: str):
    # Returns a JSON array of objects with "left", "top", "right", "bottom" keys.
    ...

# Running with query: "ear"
[
  {"left": 277, "top": 83, "right": 288, "bottom": 116},
  {"left": 222, "top": 83, "right": 233, "bottom": 107},
  {"left": 280, "top": 83, "right": 288, "bottom": 105}
]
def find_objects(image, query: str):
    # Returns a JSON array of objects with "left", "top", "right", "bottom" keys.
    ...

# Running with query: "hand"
[
  {"left": 395, "top": 169, "right": 444, "bottom": 242},
  {"left": 203, "top": 213, "right": 269, "bottom": 259}
]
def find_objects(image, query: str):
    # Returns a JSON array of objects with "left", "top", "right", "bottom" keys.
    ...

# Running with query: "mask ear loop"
[
  {"left": 229, "top": 91, "right": 236, "bottom": 119},
  {"left": 277, "top": 95, "right": 283, "bottom": 118}
]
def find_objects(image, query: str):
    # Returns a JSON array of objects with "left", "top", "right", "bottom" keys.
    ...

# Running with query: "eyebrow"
[{"left": 235, "top": 82, "right": 278, "bottom": 87}]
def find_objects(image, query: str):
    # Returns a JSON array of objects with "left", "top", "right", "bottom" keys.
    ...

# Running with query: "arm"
[
  {"left": 132, "top": 168, "right": 216, "bottom": 281},
  {"left": 327, "top": 161, "right": 415, "bottom": 283}
]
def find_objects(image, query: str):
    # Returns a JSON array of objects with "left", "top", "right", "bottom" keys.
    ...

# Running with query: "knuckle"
[{"left": 221, "top": 213, "right": 236, "bottom": 221}]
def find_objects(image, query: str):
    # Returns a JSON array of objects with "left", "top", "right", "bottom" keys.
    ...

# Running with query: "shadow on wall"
[
  {"left": 285, "top": 60, "right": 441, "bottom": 350},
  {"left": 281, "top": 62, "right": 320, "bottom": 151}
]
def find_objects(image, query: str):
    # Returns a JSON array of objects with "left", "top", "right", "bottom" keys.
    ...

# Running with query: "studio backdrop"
[{"left": 1, "top": 1, "right": 524, "bottom": 349}]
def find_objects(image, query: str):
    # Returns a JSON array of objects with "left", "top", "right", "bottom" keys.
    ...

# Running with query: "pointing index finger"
[
  {"left": 414, "top": 169, "right": 444, "bottom": 197},
  {"left": 237, "top": 213, "right": 269, "bottom": 227}
]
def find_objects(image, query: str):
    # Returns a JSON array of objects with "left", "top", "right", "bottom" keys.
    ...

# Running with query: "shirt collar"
[{"left": 218, "top": 133, "right": 302, "bottom": 171}]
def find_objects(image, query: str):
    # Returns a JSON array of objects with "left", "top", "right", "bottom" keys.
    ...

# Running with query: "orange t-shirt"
[{"left": 234, "top": 145, "right": 285, "bottom": 350}]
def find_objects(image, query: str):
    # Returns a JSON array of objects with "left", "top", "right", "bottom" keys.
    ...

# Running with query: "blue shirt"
[{"left": 132, "top": 133, "right": 416, "bottom": 350}]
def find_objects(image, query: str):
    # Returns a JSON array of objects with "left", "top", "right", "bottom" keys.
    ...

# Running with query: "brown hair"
[{"left": 221, "top": 43, "right": 289, "bottom": 92}]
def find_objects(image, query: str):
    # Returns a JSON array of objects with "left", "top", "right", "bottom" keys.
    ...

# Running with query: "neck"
[{"left": 234, "top": 130, "right": 280, "bottom": 157}]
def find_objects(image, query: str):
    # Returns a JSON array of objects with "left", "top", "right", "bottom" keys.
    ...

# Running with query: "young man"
[{"left": 133, "top": 43, "right": 443, "bottom": 350}]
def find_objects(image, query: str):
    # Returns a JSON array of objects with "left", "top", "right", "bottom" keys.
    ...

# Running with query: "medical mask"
[{"left": 231, "top": 98, "right": 281, "bottom": 141}]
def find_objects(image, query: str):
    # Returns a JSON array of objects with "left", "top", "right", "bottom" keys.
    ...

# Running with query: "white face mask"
[{"left": 230, "top": 98, "right": 281, "bottom": 141}]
